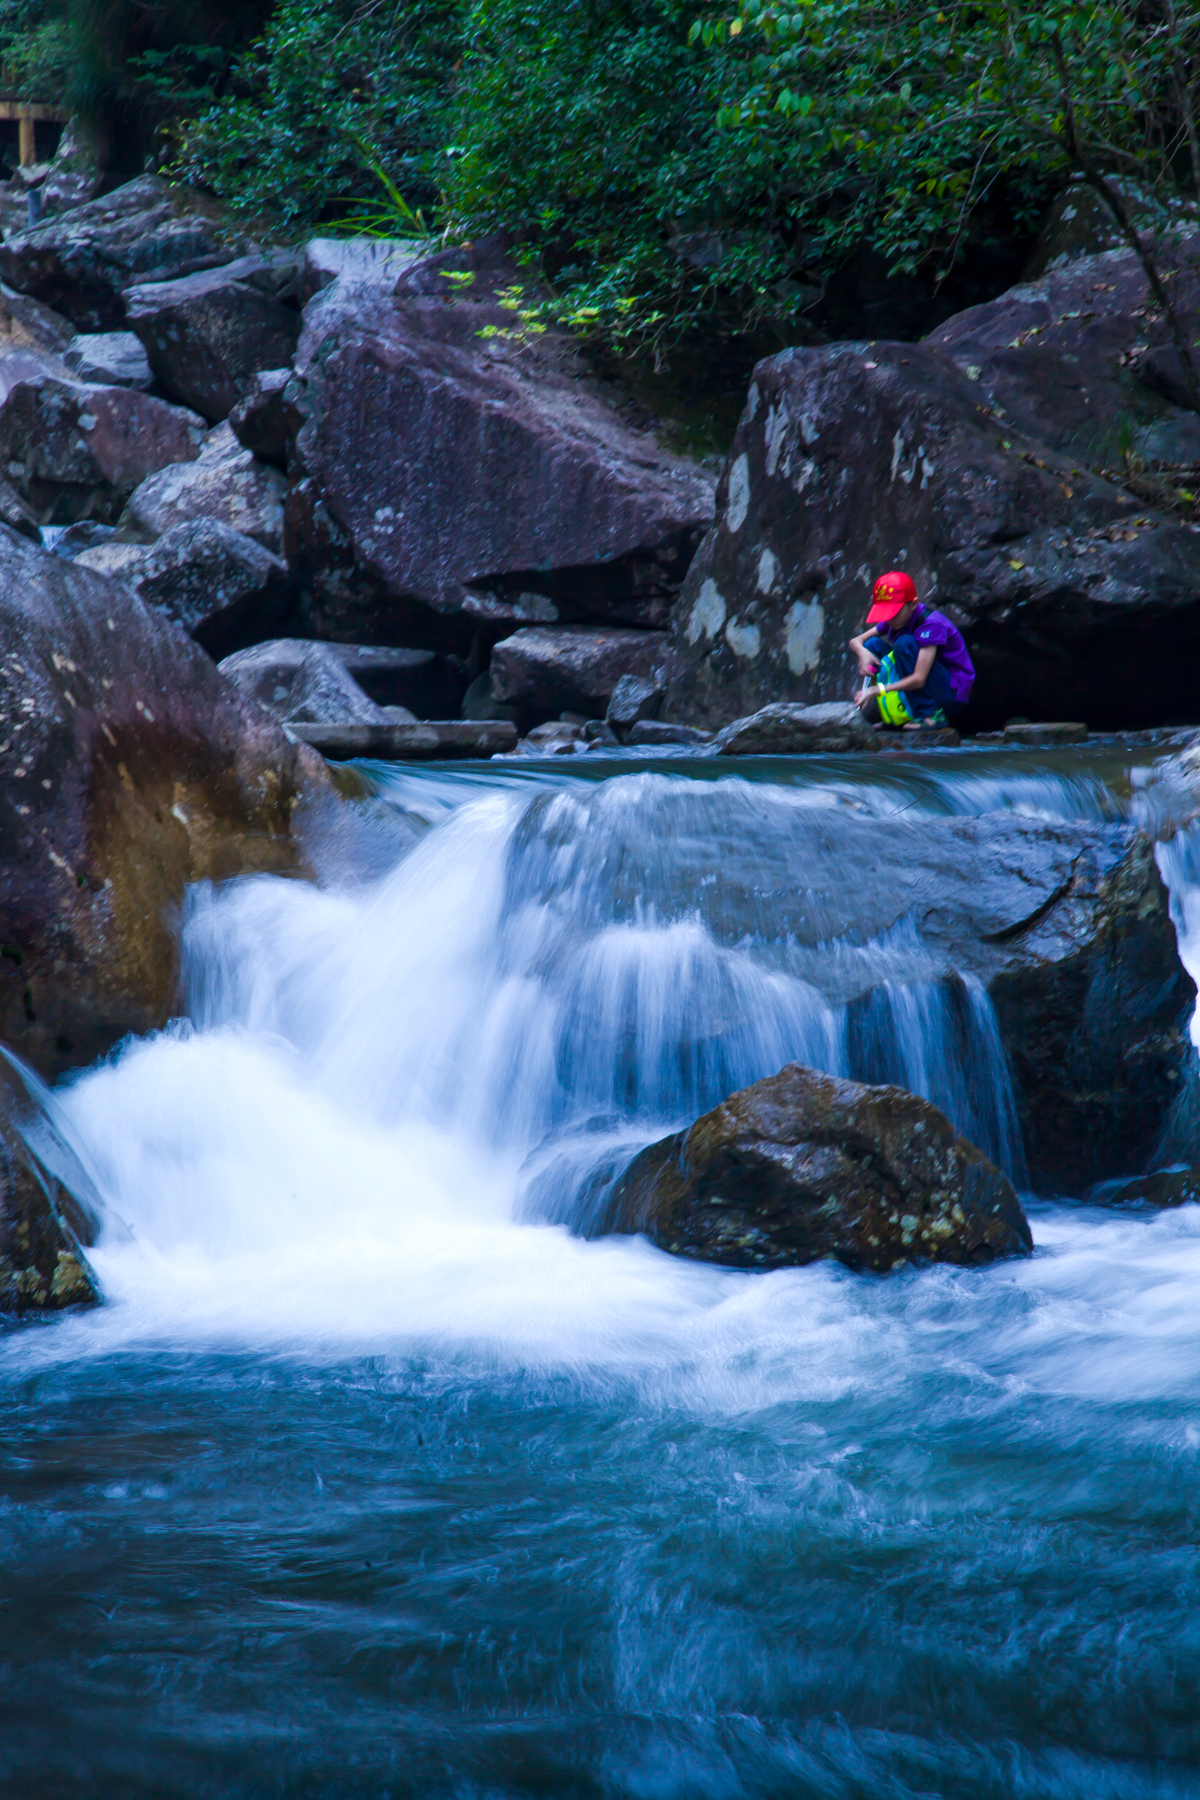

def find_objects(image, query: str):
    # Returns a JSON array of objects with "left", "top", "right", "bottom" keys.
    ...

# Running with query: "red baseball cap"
[{"left": 866, "top": 571, "right": 918, "bottom": 624}]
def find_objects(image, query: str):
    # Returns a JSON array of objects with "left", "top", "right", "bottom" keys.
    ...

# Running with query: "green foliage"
[
  {"left": 0, "top": 0, "right": 70, "bottom": 100},
  {"left": 14, "top": 0, "right": 1180, "bottom": 359},
  {"left": 0, "top": 1, "right": 273, "bottom": 116},
  {"left": 174, "top": 0, "right": 462, "bottom": 228},
  {"left": 442, "top": 0, "right": 809, "bottom": 357},
  {"left": 703, "top": 0, "right": 1200, "bottom": 282}
]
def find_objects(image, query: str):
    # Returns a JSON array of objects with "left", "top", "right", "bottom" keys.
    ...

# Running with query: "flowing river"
[{"left": 4, "top": 744, "right": 1200, "bottom": 1799}]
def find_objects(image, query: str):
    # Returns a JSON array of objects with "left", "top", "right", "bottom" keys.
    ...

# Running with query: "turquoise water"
[{"left": 3, "top": 746, "right": 1198, "bottom": 1799}]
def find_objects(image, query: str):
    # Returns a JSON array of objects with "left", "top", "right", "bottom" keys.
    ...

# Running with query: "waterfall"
[{"left": 2, "top": 763, "right": 1038, "bottom": 1335}]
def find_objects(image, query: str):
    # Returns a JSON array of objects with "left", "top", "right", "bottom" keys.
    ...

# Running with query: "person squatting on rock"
[{"left": 848, "top": 572, "right": 975, "bottom": 730}]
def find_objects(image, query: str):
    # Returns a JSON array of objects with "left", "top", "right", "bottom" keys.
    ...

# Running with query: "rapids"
[{"left": 4, "top": 744, "right": 1200, "bottom": 1799}]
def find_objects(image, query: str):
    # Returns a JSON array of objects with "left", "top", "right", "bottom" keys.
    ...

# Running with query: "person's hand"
[{"left": 856, "top": 685, "right": 878, "bottom": 711}]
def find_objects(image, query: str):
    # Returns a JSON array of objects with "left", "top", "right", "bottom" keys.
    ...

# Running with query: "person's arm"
[
  {"left": 848, "top": 629, "right": 881, "bottom": 677},
  {"left": 857, "top": 645, "right": 937, "bottom": 706}
]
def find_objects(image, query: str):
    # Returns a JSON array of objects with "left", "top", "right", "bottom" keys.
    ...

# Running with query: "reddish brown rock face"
[
  {"left": 0, "top": 350, "right": 207, "bottom": 525},
  {"left": 0, "top": 526, "right": 328, "bottom": 1081},
  {"left": 124, "top": 254, "right": 302, "bottom": 423},
  {"left": 285, "top": 243, "right": 715, "bottom": 641},
  {"left": 603, "top": 1063, "right": 1032, "bottom": 1273}
]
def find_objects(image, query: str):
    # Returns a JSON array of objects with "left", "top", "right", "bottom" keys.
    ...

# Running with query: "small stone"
[{"left": 606, "top": 671, "right": 664, "bottom": 740}]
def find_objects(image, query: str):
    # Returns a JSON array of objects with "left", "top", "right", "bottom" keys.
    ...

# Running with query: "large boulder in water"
[
  {"left": 601, "top": 1063, "right": 1031, "bottom": 1271},
  {"left": 663, "top": 246, "right": 1200, "bottom": 732},
  {"left": 0, "top": 176, "right": 245, "bottom": 332},
  {"left": 0, "top": 526, "right": 328, "bottom": 1080},
  {"left": 284, "top": 239, "right": 715, "bottom": 645}
]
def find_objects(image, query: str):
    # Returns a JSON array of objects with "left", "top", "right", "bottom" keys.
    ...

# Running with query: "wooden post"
[{"left": 17, "top": 109, "right": 34, "bottom": 168}]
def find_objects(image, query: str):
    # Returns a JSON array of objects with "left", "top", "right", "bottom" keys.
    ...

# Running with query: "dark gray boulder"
[
  {"left": 461, "top": 670, "right": 520, "bottom": 726},
  {"left": 122, "top": 422, "right": 287, "bottom": 552},
  {"left": 76, "top": 519, "right": 290, "bottom": 657},
  {"left": 627, "top": 718, "right": 712, "bottom": 746},
  {"left": 490, "top": 625, "right": 667, "bottom": 720},
  {"left": 1088, "top": 1168, "right": 1200, "bottom": 1209},
  {"left": 0, "top": 475, "right": 39, "bottom": 541},
  {"left": 713, "top": 701, "right": 879, "bottom": 756},
  {"left": 0, "top": 279, "right": 73, "bottom": 353},
  {"left": 925, "top": 242, "right": 1200, "bottom": 462},
  {"left": 0, "top": 526, "right": 329, "bottom": 1080},
  {"left": 229, "top": 367, "right": 302, "bottom": 468},
  {"left": 0, "top": 348, "right": 207, "bottom": 524},
  {"left": 0, "top": 175, "right": 246, "bottom": 331},
  {"left": 124, "top": 253, "right": 302, "bottom": 422},
  {"left": 285, "top": 241, "right": 715, "bottom": 641},
  {"left": 601, "top": 1062, "right": 1031, "bottom": 1271},
  {"left": 290, "top": 719, "right": 518, "bottom": 761},
  {"left": 62, "top": 330, "right": 154, "bottom": 390},
  {"left": 218, "top": 638, "right": 413, "bottom": 727}
]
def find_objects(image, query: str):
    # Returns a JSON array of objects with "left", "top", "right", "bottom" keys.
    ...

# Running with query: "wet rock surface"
[
  {"left": 1088, "top": 1167, "right": 1200, "bottom": 1209},
  {"left": 0, "top": 176, "right": 245, "bottom": 332},
  {"left": 124, "top": 253, "right": 302, "bottom": 422},
  {"left": 0, "top": 1072, "right": 100, "bottom": 1316},
  {"left": 601, "top": 1062, "right": 1031, "bottom": 1271},
  {"left": 509, "top": 782, "right": 1190, "bottom": 1189},
  {"left": 0, "top": 527, "right": 327, "bottom": 1080},
  {"left": 713, "top": 701, "right": 880, "bottom": 756}
]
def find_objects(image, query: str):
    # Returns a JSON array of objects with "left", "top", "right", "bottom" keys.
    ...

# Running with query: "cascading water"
[{"left": 5, "top": 747, "right": 1200, "bottom": 1800}]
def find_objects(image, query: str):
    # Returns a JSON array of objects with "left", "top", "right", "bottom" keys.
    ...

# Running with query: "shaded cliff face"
[
  {"left": 662, "top": 247, "right": 1200, "bottom": 733},
  {"left": 0, "top": 527, "right": 329, "bottom": 1080}
]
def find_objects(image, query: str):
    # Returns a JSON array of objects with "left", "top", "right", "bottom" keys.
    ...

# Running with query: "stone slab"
[{"left": 290, "top": 720, "right": 518, "bottom": 760}]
